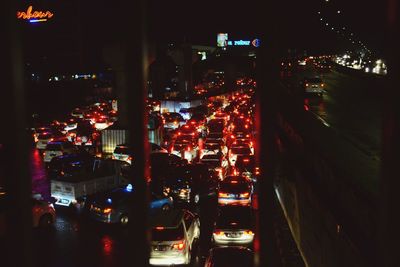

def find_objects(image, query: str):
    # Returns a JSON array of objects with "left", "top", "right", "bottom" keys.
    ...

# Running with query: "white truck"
[{"left": 50, "top": 158, "right": 130, "bottom": 208}]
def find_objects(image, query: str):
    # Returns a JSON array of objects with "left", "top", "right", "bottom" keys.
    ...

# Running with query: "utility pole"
[
  {"left": 255, "top": 0, "right": 283, "bottom": 266},
  {"left": 2, "top": 1, "right": 33, "bottom": 266},
  {"left": 379, "top": 1, "right": 400, "bottom": 266}
]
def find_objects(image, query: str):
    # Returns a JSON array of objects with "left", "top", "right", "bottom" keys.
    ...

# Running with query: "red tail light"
[
  {"left": 172, "top": 242, "right": 185, "bottom": 250},
  {"left": 214, "top": 230, "right": 225, "bottom": 236},
  {"left": 243, "top": 158, "right": 250, "bottom": 163}
]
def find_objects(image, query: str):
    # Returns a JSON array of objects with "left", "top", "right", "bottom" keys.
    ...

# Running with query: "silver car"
[{"left": 149, "top": 209, "right": 200, "bottom": 265}]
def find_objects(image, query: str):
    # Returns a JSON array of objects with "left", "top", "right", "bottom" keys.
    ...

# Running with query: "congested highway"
[{"left": 12, "top": 77, "right": 266, "bottom": 267}]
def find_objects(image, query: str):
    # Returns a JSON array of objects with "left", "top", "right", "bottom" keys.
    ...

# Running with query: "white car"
[
  {"left": 94, "top": 118, "right": 112, "bottom": 130},
  {"left": 228, "top": 146, "right": 253, "bottom": 166},
  {"left": 150, "top": 209, "right": 200, "bottom": 265},
  {"left": 112, "top": 144, "right": 133, "bottom": 164},
  {"left": 43, "top": 141, "right": 78, "bottom": 163},
  {"left": 36, "top": 132, "right": 55, "bottom": 150}
]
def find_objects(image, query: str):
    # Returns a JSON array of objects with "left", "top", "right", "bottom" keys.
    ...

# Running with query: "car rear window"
[
  {"left": 114, "top": 147, "right": 132, "bottom": 155},
  {"left": 46, "top": 144, "right": 62, "bottom": 151},
  {"left": 231, "top": 147, "right": 251, "bottom": 155},
  {"left": 219, "top": 182, "right": 250, "bottom": 194},
  {"left": 152, "top": 224, "right": 184, "bottom": 241},
  {"left": 308, "top": 78, "right": 322, "bottom": 83}
]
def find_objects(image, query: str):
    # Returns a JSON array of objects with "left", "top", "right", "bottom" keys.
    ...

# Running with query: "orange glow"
[
  {"left": 17, "top": 6, "right": 54, "bottom": 20},
  {"left": 172, "top": 242, "right": 185, "bottom": 250},
  {"left": 155, "top": 226, "right": 164, "bottom": 230},
  {"left": 240, "top": 192, "right": 250, "bottom": 198},
  {"left": 218, "top": 192, "right": 229, "bottom": 198},
  {"left": 214, "top": 231, "right": 225, "bottom": 236},
  {"left": 103, "top": 208, "right": 112, "bottom": 214}
]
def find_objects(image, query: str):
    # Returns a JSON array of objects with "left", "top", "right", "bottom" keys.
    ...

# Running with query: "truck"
[{"left": 50, "top": 158, "right": 131, "bottom": 208}]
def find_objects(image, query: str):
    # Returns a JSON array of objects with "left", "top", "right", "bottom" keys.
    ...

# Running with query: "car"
[
  {"left": 150, "top": 142, "right": 168, "bottom": 153},
  {"left": 112, "top": 144, "right": 133, "bottom": 164},
  {"left": 177, "top": 124, "right": 199, "bottom": 139},
  {"left": 64, "top": 118, "right": 78, "bottom": 132},
  {"left": 302, "top": 77, "right": 325, "bottom": 96},
  {"left": 163, "top": 164, "right": 219, "bottom": 205},
  {"left": 218, "top": 176, "right": 253, "bottom": 206},
  {"left": 71, "top": 108, "right": 85, "bottom": 118},
  {"left": 234, "top": 155, "right": 259, "bottom": 179},
  {"left": 87, "top": 184, "right": 173, "bottom": 225},
  {"left": 200, "top": 154, "right": 228, "bottom": 180},
  {"left": 204, "top": 246, "right": 254, "bottom": 267},
  {"left": 212, "top": 206, "right": 255, "bottom": 246},
  {"left": 43, "top": 140, "right": 78, "bottom": 163},
  {"left": 163, "top": 112, "right": 185, "bottom": 129},
  {"left": 170, "top": 139, "right": 197, "bottom": 163},
  {"left": 187, "top": 113, "right": 207, "bottom": 127},
  {"left": 206, "top": 132, "right": 226, "bottom": 144},
  {"left": 36, "top": 132, "right": 66, "bottom": 150},
  {"left": 94, "top": 118, "right": 111, "bottom": 130},
  {"left": 32, "top": 195, "right": 56, "bottom": 227},
  {"left": 149, "top": 209, "right": 200, "bottom": 265},
  {"left": 228, "top": 146, "right": 253, "bottom": 166},
  {"left": 207, "top": 119, "right": 226, "bottom": 133},
  {"left": 32, "top": 127, "right": 52, "bottom": 143},
  {"left": 202, "top": 141, "right": 224, "bottom": 157}
]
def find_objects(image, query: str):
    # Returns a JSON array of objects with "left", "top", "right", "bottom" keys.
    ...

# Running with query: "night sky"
[{"left": 17, "top": 0, "right": 392, "bottom": 71}]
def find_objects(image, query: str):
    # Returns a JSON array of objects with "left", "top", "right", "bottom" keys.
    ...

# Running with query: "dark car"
[
  {"left": 204, "top": 246, "right": 254, "bottom": 267},
  {"left": 87, "top": 184, "right": 173, "bottom": 225},
  {"left": 212, "top": 206, "right": 255, "bottom": 246},
  {"left": 163, "top": 164, "right": 219, "bottom": 205}
]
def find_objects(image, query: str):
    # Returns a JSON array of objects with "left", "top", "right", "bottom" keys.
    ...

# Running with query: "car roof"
[{"left": 149, "top": 209, "right": 185, "bottom": 228}]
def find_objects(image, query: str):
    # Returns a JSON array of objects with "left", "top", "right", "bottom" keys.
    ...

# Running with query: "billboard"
[{"left": 217, "top": 33, "right": 228, "bottom": 47}]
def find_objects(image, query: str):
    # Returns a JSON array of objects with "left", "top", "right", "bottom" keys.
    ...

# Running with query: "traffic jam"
[{"left": 17, "top": 77, "right": 259, "bottom": 266}]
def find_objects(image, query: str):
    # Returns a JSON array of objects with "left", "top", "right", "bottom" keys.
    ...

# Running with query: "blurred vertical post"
[
  {"left": 379, "top": 1, "right": 400, "bottom": 266},
  {"left": 2, "top": 1, "right": 33, "bottom": 266},
  {"left": 111, "top": 0, "right": 150, "bottom": 266},
  {"left": 255, "top": 0, "right": 282, "bottom": 266}
]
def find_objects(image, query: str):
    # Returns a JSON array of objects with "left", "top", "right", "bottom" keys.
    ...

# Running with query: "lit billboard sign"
[
  {"left": 17, "top": 5, "right": 54, "bottom": 23},
  {"left": 227, "top": 38, "right": 261, "bottom": 48},
  {"left": 217, "top": 33, "right": 229, "bottom": 47}
]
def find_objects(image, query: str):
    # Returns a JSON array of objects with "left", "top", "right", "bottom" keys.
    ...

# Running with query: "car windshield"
[{"left": 151, "top": 224, "right": 184, "bottom": 241}]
